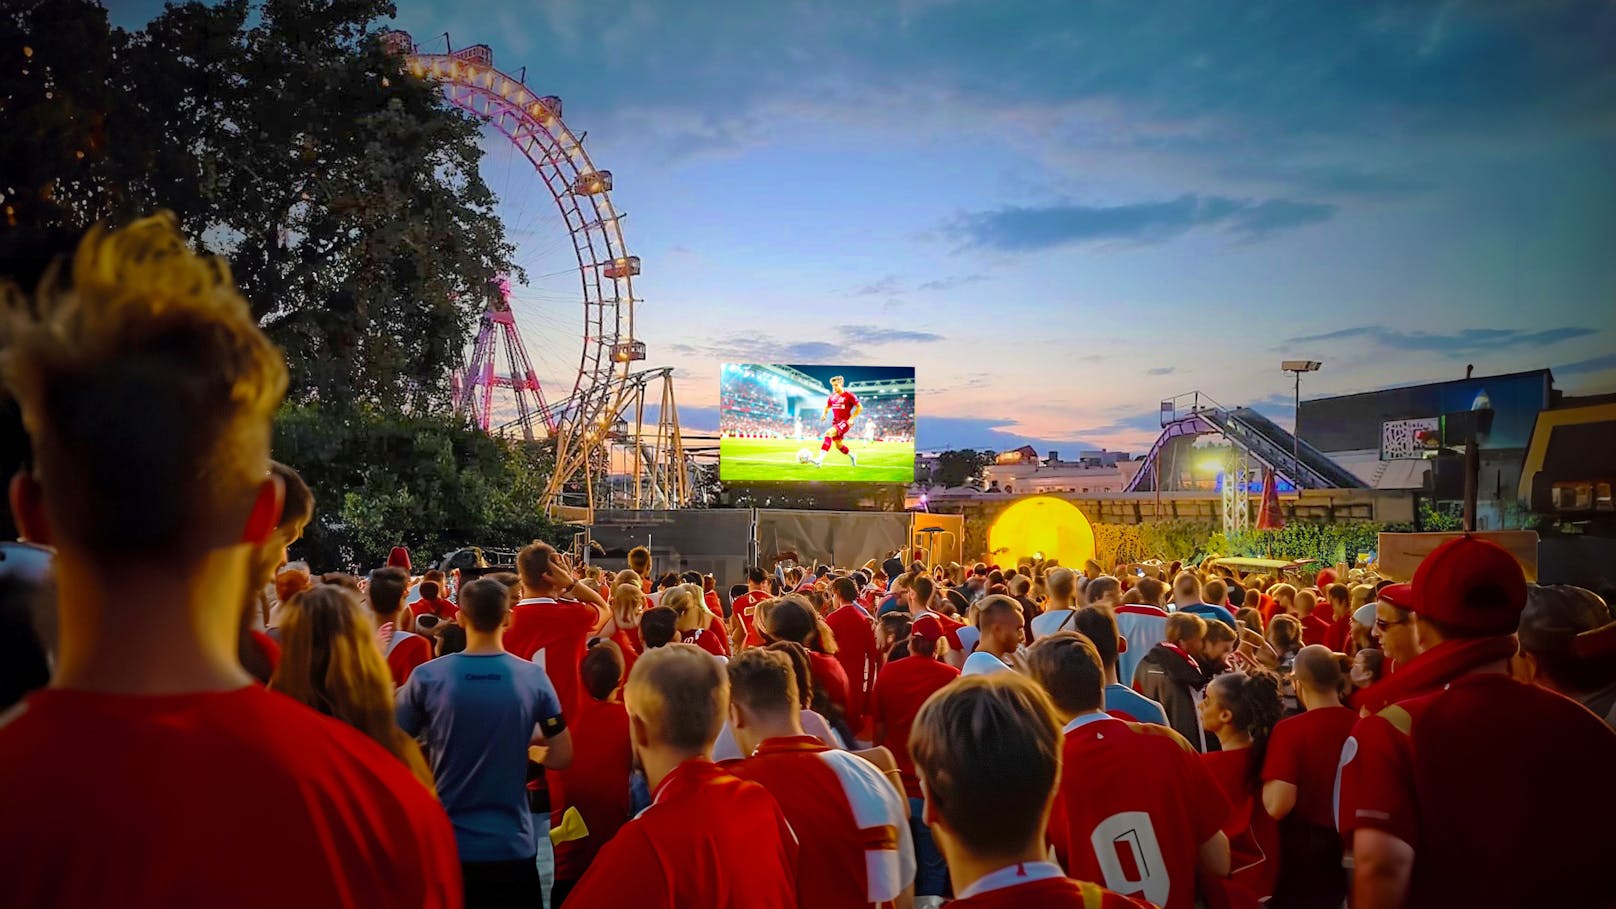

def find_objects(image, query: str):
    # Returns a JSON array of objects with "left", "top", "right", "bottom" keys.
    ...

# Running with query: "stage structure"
[{"left": 383, "top": 31, "right": 687, "bottom": 517}]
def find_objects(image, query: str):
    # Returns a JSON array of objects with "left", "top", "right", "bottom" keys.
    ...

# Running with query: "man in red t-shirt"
[
  {"left": 870, "top": 614, "right": 959, "bottom": 900},
  {"left": 566, "top": 645, "right": 799, "bottom": 908},
  {"left": 1262, "top": 644, "right": 1357, "bottom": 907},
  {"left": 726, "top": 648, "right": 915, "bottom": 908},
  {"left": 1339, "top": 536, "right": 1616, "bottom": 908},
  {"left": 1026, "top": 631, "right": 1231, "bottom": 909},
  {"left": 825, "top": 576, "right": 881, "bottom": 737},
  {"left": 370, "top": 566, "right": 433, "bottom": 686},
  {"left": 505, "top": 541, "right": 608, "bottom": 721},
  {"left": 1292, "top": 590, "right": 1332, "bottom": 648},
  {"left": 909, "top": 674, "right": 1153, "bottom": 909},
  {"left": 729, "top": 566, "right": 773, "bottom": 651},
  {"left": 0, "top": 217, "right": 460, "bottom": 908},
  {"left": 550, "top": 643, "right": 635, "bottom": 907},
  {"left": 1321, "top": 583, "right": 1352, "bottom": 653},
  {"left": 410, "top": 573, "right": 459, "bottom": 623}
]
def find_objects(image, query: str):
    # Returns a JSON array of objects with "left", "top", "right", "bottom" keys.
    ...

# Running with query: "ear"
[
  {"left": 239, "top": 474, "right": 285, "bottom": 545},
  {"left": 728, "top": 701, "right": 745, "bottom": 730},
  {"left": 9, "top": 471, "right": 52, "bottom": 545},
  {"left": 629, "top": 711, "right": 650, "bottom": 751},
  {"left": 1116, "top": 635, "right": 1128, "bottom": 654},
  {"left": 919, "top": 779, "right": 940, "bottom": 827}
]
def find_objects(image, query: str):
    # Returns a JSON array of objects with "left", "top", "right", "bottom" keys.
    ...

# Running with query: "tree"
[{"left": 930, "top": 449, "right": 997, "bottom": 489}]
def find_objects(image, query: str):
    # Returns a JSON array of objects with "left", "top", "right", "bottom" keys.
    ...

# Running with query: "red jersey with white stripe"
[
  {"left": 734, "top": 590, "right": 770, "bottom": 647},
  {"left": 825, "top": 603, "right": 880, "bottom": 731},
  {"left": 827, "top": 390, "right": 860, "bottom": 423},
  {"left": 383, "top": 630, "right": 432, "bottom": 688},
  {"left": 504, "top": 596, "right": 600, "bottom": 719},
  {"left": 1113, "top": 604, "right": 1169, "bottom": 687},
  {"left": 1052, "top": 714, "right": 1230, "bottom": 909},
  {"left": 949, "top": 864, "right": 1155, "bottom": 909},
  {"left": 566, "top": 758, "right": 799, "bottom": 909},
  {"left": 728, "top": 736, "right": 915, "bottom": 908},
  {"left": 871, "top": 655, "right": 960, "bottom": 798}
]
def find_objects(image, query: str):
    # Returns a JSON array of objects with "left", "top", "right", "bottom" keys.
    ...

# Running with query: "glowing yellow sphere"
[{"left": 987, "top": 496, "right": 1095, "bottom": 568}]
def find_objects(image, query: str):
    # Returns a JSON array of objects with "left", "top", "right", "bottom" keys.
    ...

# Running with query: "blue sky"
[{"left": 105, "top": 0, "right": 1616, "bottom": 453}]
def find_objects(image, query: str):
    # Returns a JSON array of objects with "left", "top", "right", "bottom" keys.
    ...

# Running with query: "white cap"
[{"left": 1352, "top": 602, "right": 1377, "bottom": 627}]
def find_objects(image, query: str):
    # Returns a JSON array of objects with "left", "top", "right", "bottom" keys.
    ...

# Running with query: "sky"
[{"left": 104, "top": 0, "right": 1616, "bottom": 454}]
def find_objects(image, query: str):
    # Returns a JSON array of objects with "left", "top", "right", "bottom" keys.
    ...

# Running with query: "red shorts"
[{"left": 825, "top": 420, "right": 850, "bottom": 441}]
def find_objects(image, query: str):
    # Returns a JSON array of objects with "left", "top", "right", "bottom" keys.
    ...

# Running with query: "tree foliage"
[{"left": 928, "top": 449, "right": 997, "bottom": 489}]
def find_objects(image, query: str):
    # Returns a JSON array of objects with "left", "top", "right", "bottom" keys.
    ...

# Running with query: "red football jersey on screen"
[
  {"left": 828, "top": 390, "right": 859, "bottom": 423},
  {"left": 871, "top": 656, "right": 959, "bottom": 798},
  {"left": 0, "top": 685, "right": 460, "bottom": 908},
  {"left": 1053, "top": 715, "right": 1230, "bottom": 909},
  {"left": 566, "top": 759, "right": 798, "bottom": 909},
  {"left": 505, "top": 596, "right": 600, "bottom": 718}
]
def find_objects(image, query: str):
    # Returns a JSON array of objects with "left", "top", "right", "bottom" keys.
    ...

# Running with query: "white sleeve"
[{"left": 821, "top": 751, "right": 916, "bottom": 903}]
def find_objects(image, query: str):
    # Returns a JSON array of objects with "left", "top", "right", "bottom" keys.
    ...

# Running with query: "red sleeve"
[
  {"left": 249, "top": 630, "right": 281, "bottom": 672},
  {"left": 705, "top": 615, "right": 731, "bottom": 656},
  {"left": 694, "top": 630, "right": 727, "bottom": 658},
  {"left": 565, "top": 826, "right": 669, "bottom": 909},
  {"left": 563, "top": 599, "right": 600, "bottom": 636},
  {"left": 1261, "top": 718, "right": 1301, "bottom": 785},
  {"left": 392, "top": 636, "right": 433, "bottom": 686},
  {"left": 1181, "top": 746, "right": 1234, "bottom": 844},
  {"left": 1338, "top": 714, "right": 1418, "bottom": 845}
]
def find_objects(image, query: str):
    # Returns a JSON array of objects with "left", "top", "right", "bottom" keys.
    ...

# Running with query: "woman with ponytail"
[{"left": 1199, "top": 670, "right": 1284, "bottom": 901}]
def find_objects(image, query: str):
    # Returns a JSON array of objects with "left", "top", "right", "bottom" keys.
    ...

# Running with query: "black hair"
[
  {"left": 680, "top": 570, "right": 703, "bottom": 585},
  {"left": 435, "top": 623, "right": 467, "bottom": 656},
  {"left": 1212, "top": 671, "right": 1285, "bottom": 789},
  {"left": 746, "top": 565, "right": 767, "bottom": 585},
  {"left": 729, "top": 583, "right": 748, "bottom": 601},
  {"left": 641, "top": 605, "right": 678, "bottom": 649},
  {"left": 581, "top": 640, "right": 625, "bottom": 700}
]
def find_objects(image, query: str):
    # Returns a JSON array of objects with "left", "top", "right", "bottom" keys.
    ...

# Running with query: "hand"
[{"left": 547, "top": 553, "right": 577, "bottom": 591}]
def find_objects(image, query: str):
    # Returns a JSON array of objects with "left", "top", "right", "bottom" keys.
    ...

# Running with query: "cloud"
[
  {"left": 949, "top": 194, "right": 1336, "bottom": 251},
  {"left": 664, "top": 322, "right": 943, "bottom": 363},
  {"left": 917, "top": 415, "right": 1100, "bottom": 454},
  {"left": 1147, "top": 367, "right": 1176, "bottom": 376},
  {"left": 1066, "top": 411, "right": 1169, "bottom": 439},
  {"left": 917, "top": 273, "right": 988, "bottom": 292},
  {"left": 1554, "top": 353, "right": 1616, "bottom": 376},
  {"left": 1284, "top": 325, "right": 1598, "bottom": 354},
  {"left": 854, "top": 275, "right": 904, "bottom": 296},
  {"left": 837, "top": 323, "right": 944, "bottom": 344},
  {"left": 1222, "top": 162, "right": 1432, "bottom": 199}
]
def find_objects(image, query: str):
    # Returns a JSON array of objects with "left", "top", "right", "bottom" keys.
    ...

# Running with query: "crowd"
[{"left": 2, "top": 217, "right": 1615, "bottom": 909}]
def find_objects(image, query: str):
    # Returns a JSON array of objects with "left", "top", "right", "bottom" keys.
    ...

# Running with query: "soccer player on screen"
[{"left": 813, "top": 375, "right": 861, "bottom": 467}]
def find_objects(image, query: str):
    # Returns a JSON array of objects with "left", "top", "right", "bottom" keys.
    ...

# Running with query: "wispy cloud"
[
  {"left": 1555, "top": 353, "right": 1616, "bottom": 376},
  {"left": 836, "top": 324, "right": 944, "bottom": 344},
  {"left": 1147, "top": 367, "right": 1176, "bottom": 376},
  {"left": 1284, "top": 325, "right": 1598, "bottom": 354},
  {"left": 918, "top": 273, "right": 988, "bottom": 292},
  {"left": 855, "top": 275, "right": 904, "bottom": 296},
  {"left": 665, "top": 322, "right": 943, "bottom": 363},
  {"left": 949, "top": 194, "right": 1336, "bottom": 251}
]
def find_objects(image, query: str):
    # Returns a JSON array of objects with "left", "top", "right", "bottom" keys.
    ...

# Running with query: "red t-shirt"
[
  {"left": 1201, "top": 747, "right": 1278, "bottom": 900},
  {"left": 870, "top": 655, "right": 960, "bottom": 798},
  {"left": 248, "top": 629, "right": 281, "bottom": 672},
  {"left": 1339, "top": 673, "right": 1616, "bottom": 907},
  {"left": 553, "top": 697, "right": 634, "bottom": 884},
  {"left": 0, "top": 685, "right": 460, "bottom": 908},
  {"left": 384, "top": 631, "right": 433, "bottom": 687},
  {"left": 1053, "top": 716, "right": 1230, "bottom": 909},
  {"left": 610, "top": 628, "right": 641, "bottom": 681},
  {"left": 410, "top": 596, "right": 459, "bottom": 623},
  {"left": 1323, "top": 615, "right": 1350, "bottom": 653},
  {"left": 680, "top": 626, "right": 728, "bottom": 658},
  {"left": 1263, "top": 706, "right": 1358, "bottom": 829},
  {"left": 505, "top": 596, "right": 600, "bottom": 718},
  {"left": 808, "top": 650, "right": 853, "bottom": 721},
  {"left": 950, "top": 875, "right": 1155, "bottom": 909},
  {"left": 1297, "top": 613, "right": 1332, "bottom": 648},
  {"left": 728, "top": 735, "right": 914, "bottom": 908},
  {"left": 734, "top": 590, "right": 771, "bottom": 647},
  {"left": 824, "top": 603, "right": 880, "bottom": 730},
  {"left": 705, "top": 614, "right": 731, "bottom": 656},
  {"left": 566, "top": 759, "right": 798, "bottom": 908}
]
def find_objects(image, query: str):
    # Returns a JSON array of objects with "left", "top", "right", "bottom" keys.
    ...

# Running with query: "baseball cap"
[
  {"left": 1316, "top": 568, "right": 1338, "bottom": 589},
  {"left": 1408, "top": 535, "right": 1528, "bottom": 636},
  {"left": 1518, "top": 585, "right": 1614, "bottom": 655},
  {"left": 911, "top": 614, "right": 944, "bottom": 643},
  {"left": 1352, "top": 602, "right": 1377, "bottom": 627},
  {"left": 1377, "top": 583, "right": 1416, "bottom": 612}
]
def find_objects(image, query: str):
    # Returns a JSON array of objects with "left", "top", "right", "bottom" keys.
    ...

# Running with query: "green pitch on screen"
[{"left": 719, "top": 438, "right": 915, "bottom": 484}]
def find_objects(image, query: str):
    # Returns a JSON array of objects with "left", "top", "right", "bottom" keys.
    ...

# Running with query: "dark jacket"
[{"left": 1132, "top": 643, "right": 1211, "bottom": 752}]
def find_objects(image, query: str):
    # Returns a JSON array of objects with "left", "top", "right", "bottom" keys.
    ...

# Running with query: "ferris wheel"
[{"left": 382, "top": 31, "right": 682, "bottom": 515}]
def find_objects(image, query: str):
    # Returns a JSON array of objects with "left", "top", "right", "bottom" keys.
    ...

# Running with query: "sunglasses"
[{"left": 1374, "top": 617, "right": 1409, "bottom": 632}]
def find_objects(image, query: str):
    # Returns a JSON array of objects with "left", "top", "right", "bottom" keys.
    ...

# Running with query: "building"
[{"left": 982, "top": 449, "right": 1141, "bottom": 495}]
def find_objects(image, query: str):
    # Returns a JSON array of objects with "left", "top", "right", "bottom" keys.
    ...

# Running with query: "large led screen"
[{"left": 719, "top": 364, "right": 916, "bottom": 484}]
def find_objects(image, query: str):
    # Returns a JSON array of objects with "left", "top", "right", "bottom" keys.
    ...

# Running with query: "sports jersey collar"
[
  {"left": 516, "top": 597, "right": 557, "bottom": 606},
  {"left": 1061, "top": 712, "right": 1115, "bottom": 735},
  {"left": 753, "top": 735, "right": 831, "bottom": 757},
  {"left": 650, "top": 757, "right": 726, "bottom": 806},
  {"left": 1161, "top": 641, "right": 1200, "bottom": 670},
  {"left": 956, "top": 861, "right": 1064, "bottom": 899}
]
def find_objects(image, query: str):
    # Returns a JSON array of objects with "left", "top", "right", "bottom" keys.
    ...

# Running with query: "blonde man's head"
[
  {"left": 624, "top": 644, "right": 728, "bottom": 752},
  {"left": 1, "top": 214, "right": 287, "bottom": 564}
]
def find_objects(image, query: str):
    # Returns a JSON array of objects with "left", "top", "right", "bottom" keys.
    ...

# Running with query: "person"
[
  {"left": 1265, "top": 584, "right": 1296, "bottom": 626},
  {"left": 565, "top": 645, "right": 799, "bottom": 908},
  {"left": 1112, "top": 576, "right": 1171, "bottom": 685},
  {"left": 270, "top": 584, "right": 435, "bottom": 791},
  {"left": 878, "top": 571, "right": 914, "bottom": 616},
  {"left": 246, "top": 460, "right": 314, "bottom": 633},
  {"left": 877, "top": 611, "right": 912, "bottom": 662},
  {"left": 1291, "top": 589, "right": 1331, "bottom": 648},
  {"left": 870, "top": 614, "right": 960, "bottom": 903},
  {"left": 268, "top": 560, "right": 313, "bottom": 628},
  {"left": 1029, "top": 566, "right": 1080, "bottom": 639},
  {"left": 396, "top": 577, "right": 573, "bottom": 909},
  {"left": 1071, "top": 606, "right": 1168, "bottom": 725},
  {"left": 369, "top": 565, "right": 434, "bottom": 687},
  {"left": 627, "top": 546, "right": 653, "bottom": 592},
  {"left": 1366, "top": 583, "right": 1418, "bottom": 673},
  {"left": 1322, "top": 583, "right": 1352, "bottom": 652},
  {"left": 411, "top": 573, "right": 459, "bottom": 624},
  {"left": 505, "top": 541, "right": 608, "bottom": 720},
  {"left": 1133, "top": 612, "right": 1215, "bottom": 751},
  {"left": 1198, "top": 671, "right": 1284, "bottom": 901},
  {"left": 960, "top": 594, "right": 1023, "bottom": 675},
  {"left": 812, "top": 374, "right": 861, "bottom": 467},
  {"left": 1263, "top": 645, "right": 1357, "bottom": 908},
  {"left": 662, "top": 584, "right": 728, "bottom": 658},
  {"left": 1175, "top": 572, "right": 1236, "bottom": 629},
  {"left": 640, "top": 605, "right": 678, "bottom": 649},
  {"left": 1201, "top": 578, "right": 1239, "bottom": 628},
  {"left": 824, "top": 575, "right": 880, "bottom": 738},
  {"left": 1338, "top": 536, "right": 1616, "bottom": 907},
  {"left": 908, "top": 673, "right": 1152, "bottom": 909},
  {"left": 0, "top": 215, "right": 459, "bottom": 907},
  {"left": 1009, "top": 574, "right": 1039, "bottom": 642},
  {"left": 1025, "top": 632, "right": 1231, "bottom": 909},
  {"left": 766, "top": 596, "right": 852, "bottom": 724},
  {"left": 1199, "top": 620, "right": 1239, "bottom": 676},
  {"left": 726, "top": 648, "right": 916, "bottom": 909},
  {"left": 550, "top": 642, "right": 635, "bottom": 907},
  {"left": 1514, "top": 584, "right": 1616, "bottom": 730},
  {"left": 1349, "top": 646, "right": 1384, "bottom": 690},
  {"left": 730, "top": 565, "right": 772, "bottom": 649},
  {"left": 599, "top": 582, "right": 645, "bottom": 680}
]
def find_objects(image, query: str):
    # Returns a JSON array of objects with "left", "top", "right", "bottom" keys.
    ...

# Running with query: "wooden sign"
[{"left": 1376, "top": 531, "right": 1539, "bottom": 582}]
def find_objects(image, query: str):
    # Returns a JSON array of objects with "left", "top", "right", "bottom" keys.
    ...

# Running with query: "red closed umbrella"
[{"left": 1256, "top": 468, "right": 1284, "bottom": 531}]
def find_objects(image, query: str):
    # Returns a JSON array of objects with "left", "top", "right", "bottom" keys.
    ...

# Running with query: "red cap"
[
  {"left": 387, "top": 546, "right": 412, "bottom": 572},
  {"left": 1378, "top": 583, "right": 1417, "bottom": 612},
  {"left": 911, "top": 614, "right": 944, "bottom": 643},
  {"left": 1316, "top": 568, "right": 1338, "bottom": 589},
  {"left": 1408, "top": 536, "right": 1527, "bottom": 636}
]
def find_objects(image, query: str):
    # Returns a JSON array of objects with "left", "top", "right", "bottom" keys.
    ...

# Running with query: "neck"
[
  {"left": 1101, "top": 664, "right": 1120, "bottom": 686},
  {"left": 942, "top": 836, "right": 1050, "bottom": 898},
  {"left": 640, "top": 744, "right": 709, "bottom": 791},
  {"left": 1215, "top": 726, "right": 1252, "bottom": 750},
  {"left": 741, "top": 712, "right": 807, "bottom": 755},
  {"left": 1300, "top": 686, "right": 1345, "bottom": 710},
  {"left": 51, "top": 545, "right": 256, "bottom": 695},
  {"left": 1051, "top": 597, "right": 1075, "bottom": 611},
  {"left": 523, "top": 582, "right": 557, "bottom": 600},
  {"left": 462, "top": 627, "right": 505, "bottom": 653},
  {"left": 984, "top": 635, "right": 1014, "bottom": 659}
]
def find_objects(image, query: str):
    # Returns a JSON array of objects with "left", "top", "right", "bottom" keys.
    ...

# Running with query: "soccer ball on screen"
[{"left": 797, "top": 448, "right": 813, "bottom": 463}]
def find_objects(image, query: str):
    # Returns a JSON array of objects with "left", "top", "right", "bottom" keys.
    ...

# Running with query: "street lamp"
[
  {"left": 1281, "top": 360, "right": 1322, "bottom": 486},
  {"left": 1463, "top": 388, "right": 1494, "bottom": 531}
]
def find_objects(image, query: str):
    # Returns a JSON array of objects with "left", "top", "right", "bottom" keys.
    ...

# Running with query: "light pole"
[
  {"left": 1281, "top": 360, "right": 1322, "bottom": 487},
  {"left": 1463, "top": 388, "right": 1494, "bottom": 532}
]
